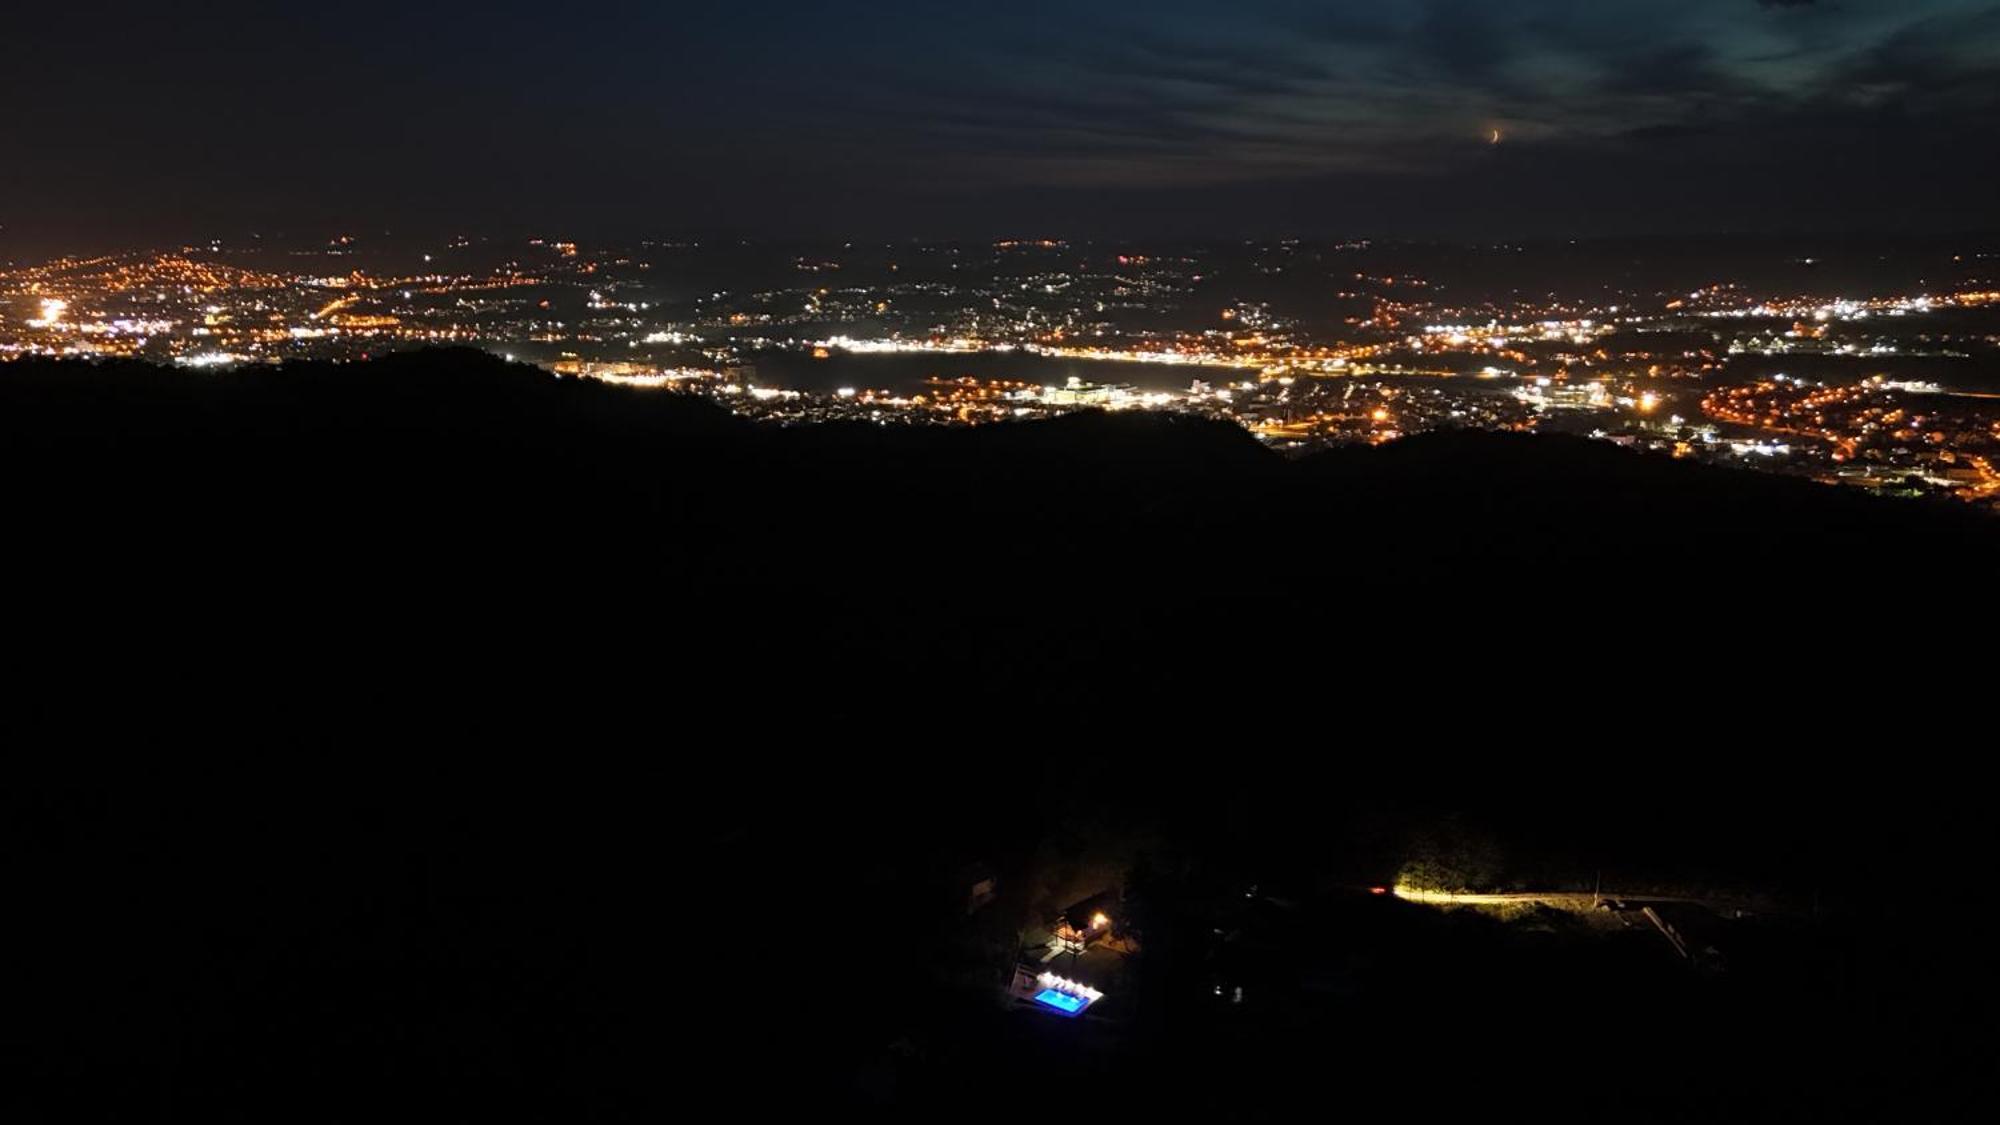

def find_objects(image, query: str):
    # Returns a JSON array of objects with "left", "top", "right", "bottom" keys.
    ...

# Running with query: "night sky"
[{"left": 7, "top": 1, "right": 1998, "bottom": 249}]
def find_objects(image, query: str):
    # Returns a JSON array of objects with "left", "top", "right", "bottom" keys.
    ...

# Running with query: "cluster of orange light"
[{"left": 1703, "top": 381, "right": 2000, "bottom": 491}]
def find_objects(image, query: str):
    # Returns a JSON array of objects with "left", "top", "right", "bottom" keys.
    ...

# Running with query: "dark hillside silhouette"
[
  {"left": 6, "top": 350, "right": 1994, "bottom": 1121},
  {"left": 7, "top": 347, "right": 1995, "bottom": 708}
]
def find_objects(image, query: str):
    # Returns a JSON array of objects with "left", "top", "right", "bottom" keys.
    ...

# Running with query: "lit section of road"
[
  {"left": 1392, "top": 886, "right": 1600, "bottom": 907},
  {"left": 1390, "top": 885, "right": 1752, "bottom": 912}
]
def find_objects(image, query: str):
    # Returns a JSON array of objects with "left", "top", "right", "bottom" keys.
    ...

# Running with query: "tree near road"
[{"left": 1398, "top": 817, "right": 1504, "bottom": 893}]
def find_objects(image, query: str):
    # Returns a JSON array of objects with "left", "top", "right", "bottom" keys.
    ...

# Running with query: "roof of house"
[{"left": 1057, "top": 888, "right": 1120, "bottom": 931}]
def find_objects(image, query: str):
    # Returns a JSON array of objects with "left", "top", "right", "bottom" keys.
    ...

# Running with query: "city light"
[
  {"left": 1, "top": 243, "right": 1993, "bottom": 512},
  {"left": 26, "top": 298, "right": 68, "bottom": 327}
]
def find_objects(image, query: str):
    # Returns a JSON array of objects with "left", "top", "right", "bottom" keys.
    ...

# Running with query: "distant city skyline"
[{"left": 5, "top": 236, "right": 1995, "bottom": 509}]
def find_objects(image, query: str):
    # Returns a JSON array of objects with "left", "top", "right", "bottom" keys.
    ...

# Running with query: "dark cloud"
[
  {"left": 1414, "top": 0, "right": 1517, "bottom": 78},
  {"left": 3, "top": 0, "right": 1994, "bottom": 244},
  {"left": 1596, "top": 43, "right": 1742, "bottom": 98}
]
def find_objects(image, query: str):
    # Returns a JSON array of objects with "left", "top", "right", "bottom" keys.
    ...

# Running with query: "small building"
[{"left": 1053, "top": 890, "right": 1120, "bottom": 955}]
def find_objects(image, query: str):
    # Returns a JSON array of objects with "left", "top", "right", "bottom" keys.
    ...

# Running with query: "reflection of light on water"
[
  {"left": 1033, "top": 989, "right": 1086, "bottom": 1014},
  {"left": 1032, "top": 972, "right": 1102, "bottom": 1017}
]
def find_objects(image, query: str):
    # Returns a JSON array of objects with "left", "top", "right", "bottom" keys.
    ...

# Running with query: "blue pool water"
[{"left": 1033, "top": 988, "right": 1087, "bottom": 1015}]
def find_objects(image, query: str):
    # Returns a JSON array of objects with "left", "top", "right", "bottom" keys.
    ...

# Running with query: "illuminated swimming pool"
[{"left": 1033, "top": 988, "right": 1087, "bottom": 1016}]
